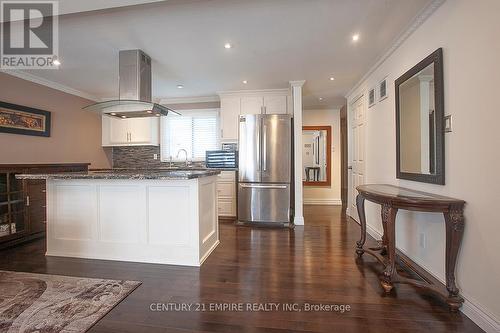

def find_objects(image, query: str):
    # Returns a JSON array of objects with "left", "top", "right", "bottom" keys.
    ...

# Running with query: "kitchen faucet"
[{"left": 176, "top": 149, "right": 189, "bottom": 167}]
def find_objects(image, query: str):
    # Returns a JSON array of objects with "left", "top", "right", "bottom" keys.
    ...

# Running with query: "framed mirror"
[
  {"left": 302, "top": 126, "right": 331, "bottom": 186},
  {"left": 396, "top": 48, "right": 445, "bottom": 185}
]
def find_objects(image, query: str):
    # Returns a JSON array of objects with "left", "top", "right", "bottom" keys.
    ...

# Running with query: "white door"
[
  {"left": 220, "top": 97, "right": 241, "bottom": 140},
  {"left": 349, "top": 95, "right": 365, "bottom": 222},
  {"left": 263, "top": 95, "right": 287, "bottom": 114},
  {"left": 241, "top": 96, "right": 264, "bottom": 115},
  {"left": 108, "top": 117, "right": 129, "bottom": 144}
]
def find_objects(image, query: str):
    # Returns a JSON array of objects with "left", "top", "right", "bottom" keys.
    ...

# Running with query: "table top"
[{"left": 357, "top": 184, "right": 465, "bottom": 206}]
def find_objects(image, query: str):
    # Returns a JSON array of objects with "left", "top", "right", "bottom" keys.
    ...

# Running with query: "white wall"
[
  {"left": 346, "top": 1, "right": 500, "bottom": 331},
  {"left": 302, "top": 109, "right": 341, "bottom": 205}
]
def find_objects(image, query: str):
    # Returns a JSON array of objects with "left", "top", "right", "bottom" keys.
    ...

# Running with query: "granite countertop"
[{"left": 16, "top": 169, "right": 221, "bottom": 180}]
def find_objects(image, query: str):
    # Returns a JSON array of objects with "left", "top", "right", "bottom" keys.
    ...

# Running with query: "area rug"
[{"left": 0, "top": 270, "right": 141, "bottom": 332}]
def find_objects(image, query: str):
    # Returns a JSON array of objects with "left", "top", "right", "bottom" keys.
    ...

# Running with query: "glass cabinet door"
[
  {"left": 0, "top": 173, "right": 9, "bottom": 237},
  {"left": 10, "top": 191, "right": 26, "bottom": 235},
  {"left": 0, "top": 173, "right": 27, "bottom": 238}
]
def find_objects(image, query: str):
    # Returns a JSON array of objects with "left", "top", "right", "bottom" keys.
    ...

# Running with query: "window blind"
[{"left": 160, "top": 109, "right": 220, "bottom": 161}]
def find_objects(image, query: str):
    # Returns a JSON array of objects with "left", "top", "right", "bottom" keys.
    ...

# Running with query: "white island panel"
[
  {"left": 99, "top": 184, "right": 146, "bottom": 244},
  {"left": 53, "top": 184, "right": 95, "bottom": 241},
  {"left": 46, "top": 176, "right": 219, "bottom": 266},
  {"left": 148, "top": 185, "right": 191, "bottom": 246}
]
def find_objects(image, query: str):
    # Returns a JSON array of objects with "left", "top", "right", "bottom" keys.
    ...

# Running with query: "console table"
[{"left": 355, "top": 184, "right": 465, "bottom": 311}]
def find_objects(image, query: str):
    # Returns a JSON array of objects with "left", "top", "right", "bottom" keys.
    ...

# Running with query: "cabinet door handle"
[{"left": 26, "top": 196, "right": 30, "bottom": 207}]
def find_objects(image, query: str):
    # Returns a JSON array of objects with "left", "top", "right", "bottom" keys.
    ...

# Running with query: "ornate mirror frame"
[{"left": 395, "top": 48, "right": 445, "bottom": 185}]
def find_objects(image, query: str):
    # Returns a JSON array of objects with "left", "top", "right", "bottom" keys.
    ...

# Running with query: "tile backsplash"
[{"left": 112, "top": 146, "right": 205, "bottom": 169}]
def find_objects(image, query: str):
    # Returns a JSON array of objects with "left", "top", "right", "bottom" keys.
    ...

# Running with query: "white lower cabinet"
[
  {"left": 217, "top": 171, "right": 236, "bottom": 218},
  {"left": 102, "top": 115, "right": 159, "bottom": 146}
]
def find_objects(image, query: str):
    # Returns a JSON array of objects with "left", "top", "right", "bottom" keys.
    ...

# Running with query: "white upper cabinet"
[
  {"left": 220, "top": 97, "right": 241, "bottom": 141},
  {"left": 218, "top": 89, "right": 291, "bottom": 142},
  {"left": 263, "top": 95, "right": 288, "bottom": 114},
  {"left": 240, "top": 96, "right": 264, "bottom": 115},
  {"left": 102, "top": 116, "right": 159, "bottom": 146}
]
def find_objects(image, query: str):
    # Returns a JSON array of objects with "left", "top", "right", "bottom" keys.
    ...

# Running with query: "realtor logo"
[{"left": 1, "top": 1, "right": 59, "bottom": 69}]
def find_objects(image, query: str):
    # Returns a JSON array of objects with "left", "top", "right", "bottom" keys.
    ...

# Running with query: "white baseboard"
[
  {"left": 461, "top": 296, "right": 500, "bottom": 333},
  {"left": 294, "top": 216, "right": 304, "bottom": 225},
  {"left": 303, "top": 198, "right": 342, "bottom": 205},
  {"left": 364, "top": 223, "right": 499, "bottom": 333}
]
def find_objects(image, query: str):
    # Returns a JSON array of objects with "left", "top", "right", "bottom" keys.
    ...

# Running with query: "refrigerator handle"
[
  {"left": 240, "top": 183, "right": 288, "bottom": 189},
  {"left": 263, "top": 123, "right": 267, "bottom": 171},
  {"left": 256, "top": 120, "right": 261, "bottom": 171}
]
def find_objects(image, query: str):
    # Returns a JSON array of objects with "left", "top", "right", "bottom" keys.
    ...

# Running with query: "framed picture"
[
  {"left": 378, "top": 77, "right": 388, "bottom": 101},
  {"left": 0, "top": 101, "right": 51, "bottom": 137},
  {"left": 368, "top": 87, "right": 376, "bottom": 108}
]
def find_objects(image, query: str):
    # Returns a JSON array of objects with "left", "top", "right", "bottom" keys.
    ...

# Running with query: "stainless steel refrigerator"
[{"left": 238, "top": 114, "right": 292, "bottom": 225}]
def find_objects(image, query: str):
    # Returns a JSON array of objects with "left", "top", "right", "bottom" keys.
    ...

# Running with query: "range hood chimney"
[{"left": 84, "top": 50, "right": 180, "bottom": 118}]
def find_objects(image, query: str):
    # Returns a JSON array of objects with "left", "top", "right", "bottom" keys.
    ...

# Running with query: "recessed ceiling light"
[
  {"left": 53, "top": 58, "right": 61, "bottom": 66},
  {"left": 177, "top": 85, "right": 184, "bottom": 89},
  {"left": 110, "top": 112, "right": 116, "bottom": 116},
  {"left": 121, "top": 115, "right": 127, "bottom": 119},
  {"left": 352, "top": 34, "right": 360, "bottom": 42},
  {"left": 242, "top": 80, "right": 248, "bottom": 84},
  {"left": 329, "top": 77, "right": 335, "bottom": 81},
  {"left": 224, "top": 42, "right": 232, "bottom": 49}
]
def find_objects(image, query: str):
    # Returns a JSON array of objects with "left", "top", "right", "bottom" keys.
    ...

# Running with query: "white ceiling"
[{"left": 14, "top": 0, "right": 433, "bottom": 108}]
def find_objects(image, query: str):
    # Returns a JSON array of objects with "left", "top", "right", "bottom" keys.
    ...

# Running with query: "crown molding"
[
  {"left": 159, "top": 96, "right": 219, "bottom": 105},
  {"left": 217, "top": 88, "right": 290, "bottom": 97},
  {"left": 0, "top": 69, "right": 100, "bottom": 101},
  {"left": 345, "top": 0, "right": 445, "bottom": 98},
  {"left": 289, "top": 80, "right": 306, "bottom": 88}
]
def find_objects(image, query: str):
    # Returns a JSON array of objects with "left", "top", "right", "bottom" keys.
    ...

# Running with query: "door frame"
[
  {"left": 340, "top": 105, "right": 348, "bottom": 208},
  {"left": 347, "top": 93, "right": 366, "bottom": 222}
]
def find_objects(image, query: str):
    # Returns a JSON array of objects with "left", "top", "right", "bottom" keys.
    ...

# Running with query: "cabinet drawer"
[
  {"left": 217, "top": 171, "right": 235, "bottom": 182},
  {"left": 218, "top": 199, "right": 236, "bottom": 216},
  {"left": 217, "top": 182, "right": 235, "bottom": 198}
]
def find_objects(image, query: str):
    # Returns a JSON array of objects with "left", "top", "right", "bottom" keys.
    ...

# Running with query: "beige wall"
[
  {"left": 346, "top": 0, "right": 500, "bottom": 331},
  {"left": 302, "top": 109, "right": 341, "bottom": 205},
  {"left": 0, "top": 73, "right": 111, "bottom": 168}
]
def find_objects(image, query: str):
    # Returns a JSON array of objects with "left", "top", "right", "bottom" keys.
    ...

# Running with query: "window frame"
[{"left": 160, "top": 108, "right": 220, "bottom": 162}]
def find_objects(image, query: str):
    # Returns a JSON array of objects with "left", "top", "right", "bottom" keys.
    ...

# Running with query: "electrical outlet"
[
  {"left": 419, "top": 232, "right": 426, "bottom": 249},
  {"left": 153, "top": 154, "right": 158, "bottom": 160}
]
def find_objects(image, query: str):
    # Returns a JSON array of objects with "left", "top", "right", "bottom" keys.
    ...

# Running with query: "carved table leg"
[
  {"left": 355, "top": 194, "right": 366, "bottom": 257},
  {"left": 380, "top": 203, "right": 398, "bottom": 293},
  {"left": 380, "top": 210, "right": 389, "bottom": 256},
  {"left": 444, "top": 205, "right": 465, "bottom": 311}
]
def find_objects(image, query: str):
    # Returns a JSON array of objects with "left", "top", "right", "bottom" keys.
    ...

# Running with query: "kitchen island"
[{"left": 16, "top": 170, "right": 220, "bottom": 266}]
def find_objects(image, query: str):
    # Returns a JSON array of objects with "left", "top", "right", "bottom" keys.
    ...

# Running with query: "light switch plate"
[
  {"left": 444, "top": 115, "right": 452, "bottom": 132},
  {"left": 153, "top": 154, "right": 158, "bottom": 160}
]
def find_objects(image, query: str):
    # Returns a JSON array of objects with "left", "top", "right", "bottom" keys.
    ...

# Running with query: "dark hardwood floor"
[{"left": 0, "top": 206, "right": 482, "bottom": 332}]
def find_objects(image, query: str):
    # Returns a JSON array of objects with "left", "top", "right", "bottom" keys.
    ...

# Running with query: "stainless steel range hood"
[{"left": 84, "top": 50, "right": 180, "bottom": 118}]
